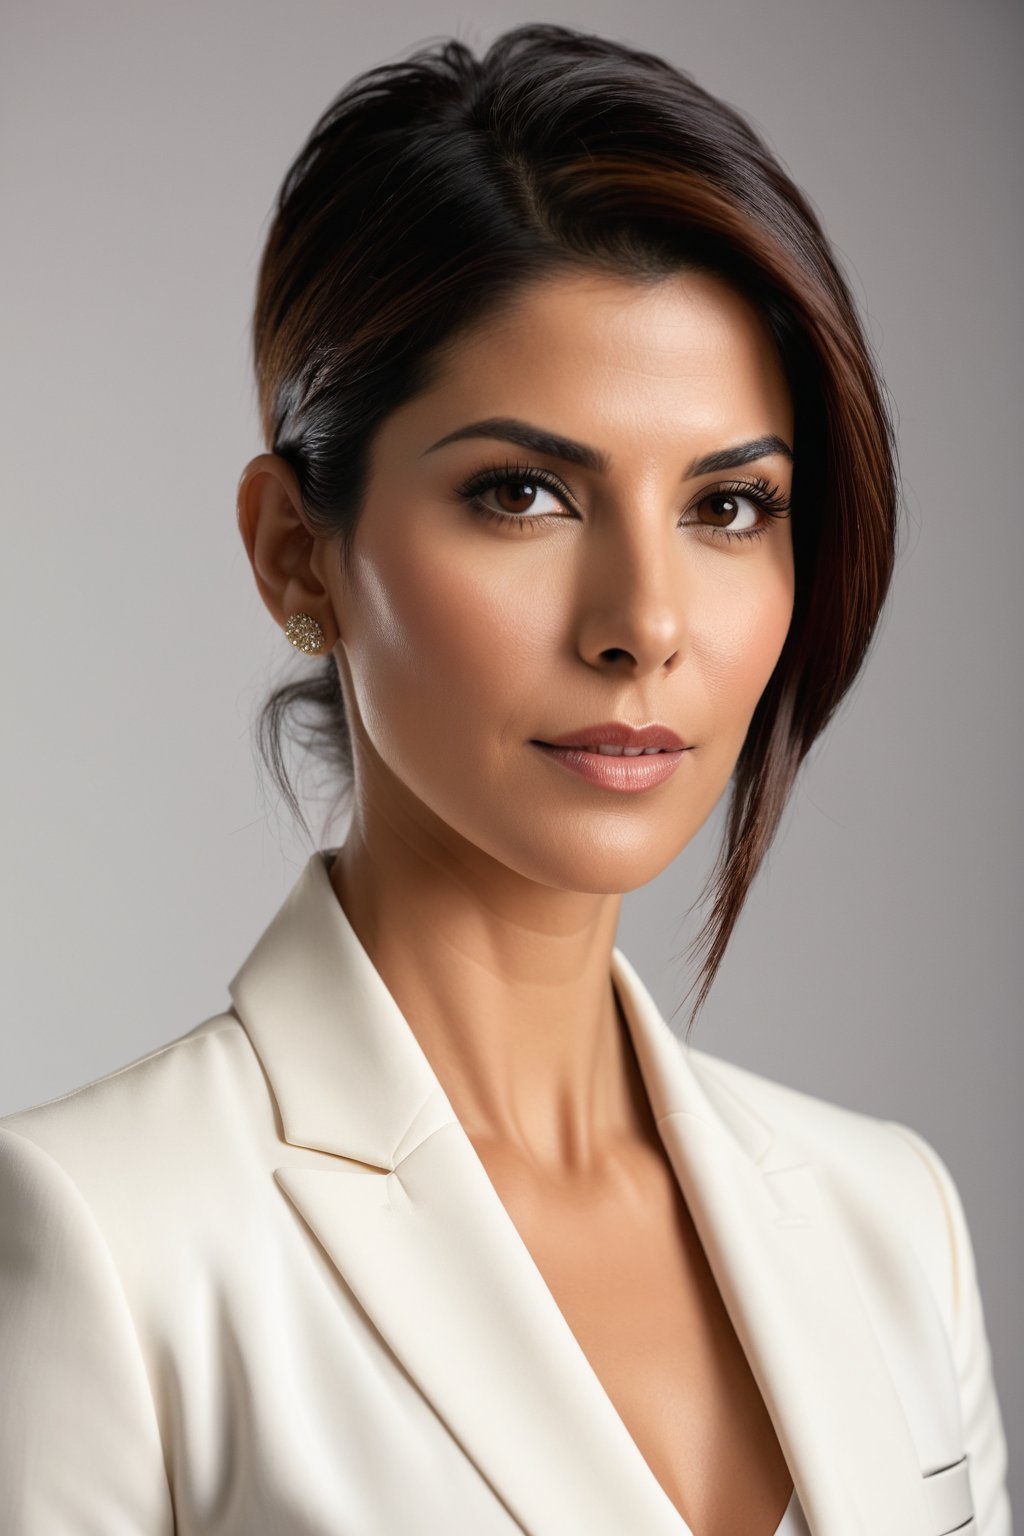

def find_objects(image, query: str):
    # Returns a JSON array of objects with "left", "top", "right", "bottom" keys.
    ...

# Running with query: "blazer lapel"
[
  {"left": 613, "top": 947, "right": 936, "bottom": 1536},
  {"left": 229, "top": 849, "right": 934, "bottom": 1536},
  {"left": 229, "top": 851, "right": 688, "bottom": 1536}
]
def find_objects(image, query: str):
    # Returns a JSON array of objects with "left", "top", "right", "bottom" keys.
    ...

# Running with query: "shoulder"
[
  {"left": 685, "top": 1045, "right": 962, "bottom": 1326},
  {"left": 686, "top": 1040, "right": 954, "bottom": 1184},
  {"left": 0, "top": 1013, "right": 277, "bottom": 1253},
  {"left": 2, "top": 1010, "right": 267, "bottom": 1141}
]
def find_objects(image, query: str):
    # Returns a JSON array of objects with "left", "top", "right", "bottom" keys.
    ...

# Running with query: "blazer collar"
[
  {"left": 228, "top": 849, "right": 935, "bottom": 1536},
  {"left": 228, "top": 846, "right": 448, "bottom": 1169},
  {"left": 227, "top": 847, "right": 771, "bottom": 1172}
]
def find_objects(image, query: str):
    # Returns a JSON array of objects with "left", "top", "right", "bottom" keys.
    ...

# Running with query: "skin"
[{"left": 238, "top": 267, "right": 796, "bottom": 1534}]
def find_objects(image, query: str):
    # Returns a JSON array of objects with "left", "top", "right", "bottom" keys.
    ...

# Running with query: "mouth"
[
  {"left": 533, "top": 720, "right": 689, "bottom": 752},
  {"left": 532, "top": 741, "right": 682, "bottom": 756},
  {"left": 529, "top": 740, "right": 690, "bottom": 793}
]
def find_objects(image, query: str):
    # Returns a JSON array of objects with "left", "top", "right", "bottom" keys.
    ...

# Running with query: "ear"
[{"left": 236, "top": 454, "right": 339, "bottom": 648}]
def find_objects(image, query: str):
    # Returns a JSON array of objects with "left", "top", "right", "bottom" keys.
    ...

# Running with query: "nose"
[{"left": 574, "top": 511, "right": 687, "bottom": 677}]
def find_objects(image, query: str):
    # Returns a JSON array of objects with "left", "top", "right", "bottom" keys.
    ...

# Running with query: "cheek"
[
  {"left": 341, "top": 531, "right": 543, "bottom": 765},
  {"left": 689, "top": 548, "right": 795, "bottom": 737}
]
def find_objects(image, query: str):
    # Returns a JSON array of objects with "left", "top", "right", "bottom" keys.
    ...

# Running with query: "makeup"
[{"left": 530, "top": 741, "right": 689, "bottom": 791}]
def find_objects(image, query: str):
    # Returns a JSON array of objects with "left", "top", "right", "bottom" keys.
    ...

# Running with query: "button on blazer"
[{"left": 0, "top": 849, "right": 1011, "bottom": 1535}]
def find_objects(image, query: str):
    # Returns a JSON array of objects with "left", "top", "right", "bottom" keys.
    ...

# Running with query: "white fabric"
[{"left": 0, "top": 848, "right": 1011, "bottom": 1535}]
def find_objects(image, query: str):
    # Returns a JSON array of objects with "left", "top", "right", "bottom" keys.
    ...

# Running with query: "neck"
[{"left": 328, "top": 818, "right": 651, "bottom": 1175}]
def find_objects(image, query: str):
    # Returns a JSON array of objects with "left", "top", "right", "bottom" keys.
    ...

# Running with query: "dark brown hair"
[{"left": 250, "top": 23, "right": 899, "bottom": 1027}]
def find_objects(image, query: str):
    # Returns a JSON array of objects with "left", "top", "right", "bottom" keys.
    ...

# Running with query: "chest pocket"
[{"left": 923, "top": 1455, "right": 974, "bottom": 1534}]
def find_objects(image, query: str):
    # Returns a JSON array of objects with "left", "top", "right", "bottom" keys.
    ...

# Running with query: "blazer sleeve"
[
  {"left": 0, "top": 1124, "right": 175, "bottom": 1535},
  {"left": 889, "top": 1121, "right": 1013, "bottom": 1536}
]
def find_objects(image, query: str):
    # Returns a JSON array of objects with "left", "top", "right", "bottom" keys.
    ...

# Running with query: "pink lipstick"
[{"left": 531, "top": 721, "right": 690, "bottom": 792}]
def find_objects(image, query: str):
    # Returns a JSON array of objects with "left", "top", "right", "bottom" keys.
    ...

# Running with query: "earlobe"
[
  {"left": 235, "top": 453, "right": 337, "bottom": 649},
  {"left": 283, "top": 613, "right": 329, "bottom": 655}
]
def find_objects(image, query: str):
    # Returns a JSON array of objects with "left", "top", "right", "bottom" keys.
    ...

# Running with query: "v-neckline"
[
  {"left": 454, "top": 972, "right": 801, "bottom": 1536},
  {"left": 238, "top": 849, "right": 939, "bottom": 1536}
]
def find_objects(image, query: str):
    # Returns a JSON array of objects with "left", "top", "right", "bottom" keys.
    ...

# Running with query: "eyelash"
[{"left": 454, "top": 459, "right": 792, "bottom": 542}]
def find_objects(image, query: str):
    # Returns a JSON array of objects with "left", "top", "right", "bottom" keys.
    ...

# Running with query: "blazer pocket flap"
[{"left": 923, "top": 1455, "right": 974, "bottom": 1535}]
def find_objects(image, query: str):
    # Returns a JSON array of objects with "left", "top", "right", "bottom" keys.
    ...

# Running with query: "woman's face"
[{"left": 321, "top": 268, "right": 795, "bottom": 895}]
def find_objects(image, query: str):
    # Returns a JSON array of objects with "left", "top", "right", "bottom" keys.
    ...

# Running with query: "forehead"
[{"left": 419, "top": 267, "right": 793, "bottom": 451}]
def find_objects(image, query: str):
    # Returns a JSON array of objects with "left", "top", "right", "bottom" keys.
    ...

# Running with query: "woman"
[{"left": 0, "top": 23, "right": 1010, "bottom": 1536}]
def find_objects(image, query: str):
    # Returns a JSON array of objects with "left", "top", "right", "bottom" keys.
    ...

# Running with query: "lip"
[
  {"left": 529, "top": 721, "right": 691, "bottom": 794},
  {"left": 535, "top": 721, "right": 689, "bottom": 750},
  {"left": 531, "top": 741, "right": 688, "bottom": 792}
]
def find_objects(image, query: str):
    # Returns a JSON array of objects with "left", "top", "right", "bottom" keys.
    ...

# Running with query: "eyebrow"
[{"left": 422, "top": 417, "right": 793, "bottom": 478}]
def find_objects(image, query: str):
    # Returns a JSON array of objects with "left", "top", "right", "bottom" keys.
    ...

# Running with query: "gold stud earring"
[{"left": 284, "top": 613, "right": 327, "bottom": 656}]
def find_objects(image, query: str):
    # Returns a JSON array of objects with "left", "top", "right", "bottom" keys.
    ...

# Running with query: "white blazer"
[{"left": 0, "top": 849, "right": 1011, "bottom": 1536}]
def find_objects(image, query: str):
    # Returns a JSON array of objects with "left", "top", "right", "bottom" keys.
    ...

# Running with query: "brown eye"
[
  {"left": 458, "top": 463, "right": 575, "bottom": 523},
  {"left": 494, "top": 479, "right": 541, "bottom": 514},
  {"left": 471, "top": 476, "right": 565, "bottom": 519},
  {"left": 696, "top": 492, "right": 760, "bottom": 533}
]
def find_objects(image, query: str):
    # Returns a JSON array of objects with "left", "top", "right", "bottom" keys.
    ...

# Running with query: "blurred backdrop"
[{"left": 3, "top": 0, "right": 1021, "bottom": 1504}]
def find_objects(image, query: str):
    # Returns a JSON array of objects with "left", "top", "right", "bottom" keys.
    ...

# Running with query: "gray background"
[{"left": 3, "top": 0, "right": 1020, "bottom": 1510}]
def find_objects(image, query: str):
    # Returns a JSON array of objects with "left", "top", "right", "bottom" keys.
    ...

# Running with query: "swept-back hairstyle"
[{"left": 250, "top": 23, "right": 898, "bottom": 1026}]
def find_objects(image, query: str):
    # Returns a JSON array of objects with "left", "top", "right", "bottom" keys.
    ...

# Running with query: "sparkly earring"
[{"left": 284, "top": 613, "right": 327, "bottom": 656}]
